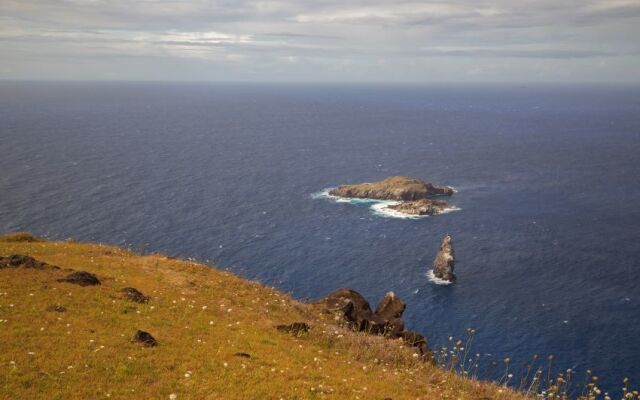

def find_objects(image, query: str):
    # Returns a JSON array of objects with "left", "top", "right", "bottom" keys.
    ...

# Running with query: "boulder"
[
  {"left": 121, "top": 287, "right": 150, "bottom": 303},
  {"left": 432, "top": 235, "right": 456, "bottom": 282},
  {"left": 400, "top": 331, "right": 433, "bottom": 360},
  {"left": 372, "top": 292, "right": 407, "bottom": 337},
  {"left": 46, "top": 305, "right": 67, "bottom": 313},
  {"left": 275, "top": 322, "right": 310, "bottom": 336},
  {"left": 132, "top": 330, "right": 157, "bottom": 347},
  {"left": 329, "top": 176, "right": 453, "bottom": 201},
  {"left": 374, "top": 292, "right": 406, "bottom": 321},
  {"left": 315, "top": 288, "right": 374, "bottom": 331},
  {"left": 377, "top": 317, "right": 405, "bottom": 338},
  {"left": 58, "top": 271, "right": 101, "bottom": 286}
]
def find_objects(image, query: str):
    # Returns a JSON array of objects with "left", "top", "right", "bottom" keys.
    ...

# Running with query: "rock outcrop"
[
  {"left": 432, "top": 235, "right": 456, "bottom": 282},
  {"left": 0, "top": 254, "right": 57, "bottom": 270},
  {"left": 275, "top": 322, "right": 310, "bottom": 336},
  {"left": 132, "top": 330, "right": 157, "bottom": 347},
  {"left": 122, "top": 287, "right": 150, "bottom": 303},
  {"left": 329, "top": 176, "right": 453, "bottom": 201},
  {"left": 386, "top": 199, "right": 450, "bottom": 216},
  {"left": 316, "top": 289, "right": 432, "bottom": 359},
  {"left": 315, "top": 288, "right": 375, "bottom": 331},
  {"left": 58, "top": 271, "right": 101, "bottom": 286}
]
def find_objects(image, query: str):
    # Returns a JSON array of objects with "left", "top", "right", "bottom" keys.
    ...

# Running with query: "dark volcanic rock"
[
  {"left": 432, "top": 235, "right": 456, "bottom": 282},
  {"left": 372, "top": 292, "right": 407, "bottom": 337},
  {"left": 374, "top": 292, "right": 406, "bottom": 321},
  {"left": 275, "top": 322, "right": 310, "bottom": 336},
  {"left": 0, "top": 254, "right": 55, "bottom": 269},
  {"left": 329, "top": 176, "right": 453, "bottom": 201},
  {"left": 386, "top": 199, "right": 450, "bottom": 216},
  {"left": 57, "top": 271, "right": 101, "bottom": 286},
  {"left": 46, "top": 305, "right": 67, "bottom": 313},
  {"left": 317, "top": 289, "right": 410, "bottom": 336},
  {"left": 121, "top": 287, "right": 150, "bottom": 303},
  {"left": 400, "top": 331, "right": 433, "bottom": 360},
  {"left": 315, "top": 288, "right": 374, "bottom": 330},
  {"left": 318, "top": 289, "right": 432, "bottom": 358},
  {"left": 377, "top": 317, "right": 405, "bottom": 337},
  {"left": 132, "top": 330, "right": 157, "bottom": 347}
]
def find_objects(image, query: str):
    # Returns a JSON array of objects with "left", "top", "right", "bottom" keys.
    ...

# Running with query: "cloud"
[{"left": 0, "top": 0, "right": 639, "bottom": 81}]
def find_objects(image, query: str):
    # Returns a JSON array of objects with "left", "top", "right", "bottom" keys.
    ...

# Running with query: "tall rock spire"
[{"left": 432, "top": 234, "right": 456, "bottom": 282}]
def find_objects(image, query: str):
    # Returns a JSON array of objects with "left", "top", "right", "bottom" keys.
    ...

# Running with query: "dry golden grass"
[{"left": 0, "top": 234, "right": 527, "bottom": 399}]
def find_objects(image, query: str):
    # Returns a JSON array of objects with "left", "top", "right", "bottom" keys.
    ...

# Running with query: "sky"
[{"left": 1, "top": 0, "right": 639, "bottom": 83}]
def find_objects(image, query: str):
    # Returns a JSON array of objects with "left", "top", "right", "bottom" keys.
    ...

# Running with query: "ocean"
[{"left": 1, "top": 82, "right": 639, "bottom": 391}]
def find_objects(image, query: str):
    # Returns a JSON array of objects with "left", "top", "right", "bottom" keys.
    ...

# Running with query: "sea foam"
[
  {"left": 312, "top": 188, "right": 460, "bottom": 219},
  {"left": 426, "top": 270, "right": 454, "bottom": 285}
]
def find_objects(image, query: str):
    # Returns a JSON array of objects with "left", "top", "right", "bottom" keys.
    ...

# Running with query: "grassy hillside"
[{"left": 0, "top": 233, "right": 525, "bottom": 399}]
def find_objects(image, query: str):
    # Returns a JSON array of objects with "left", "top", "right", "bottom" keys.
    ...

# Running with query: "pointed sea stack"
[{"left": 432, "top": 235, "right": 456, "bottom": 282}]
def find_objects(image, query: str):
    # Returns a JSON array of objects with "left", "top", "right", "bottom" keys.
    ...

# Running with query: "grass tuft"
[{"left": 0, "top": 232, "right": 42, "bottom": 243}]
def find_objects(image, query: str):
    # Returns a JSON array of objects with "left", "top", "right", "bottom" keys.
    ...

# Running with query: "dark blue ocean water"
[{"left": 1, "top": 82, "right": 639, "bottom": 391}]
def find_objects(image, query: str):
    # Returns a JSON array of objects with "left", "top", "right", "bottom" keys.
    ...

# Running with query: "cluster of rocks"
[
  {"left": 315, "top": 289, "right": 431, "bottom": 358},
  {"left": 1, "top": 251, "right": 158, "bottom": 348},
  {"left": 328, "top": 176, "right": 455, "bottom": 216},
  {"left": 0, "top": 254, "right": 107, "bottom": 286}
]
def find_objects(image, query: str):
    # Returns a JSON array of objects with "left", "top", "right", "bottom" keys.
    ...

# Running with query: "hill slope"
[{"left": 0, "top": 233, "right": 523, "bottom": 399}]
